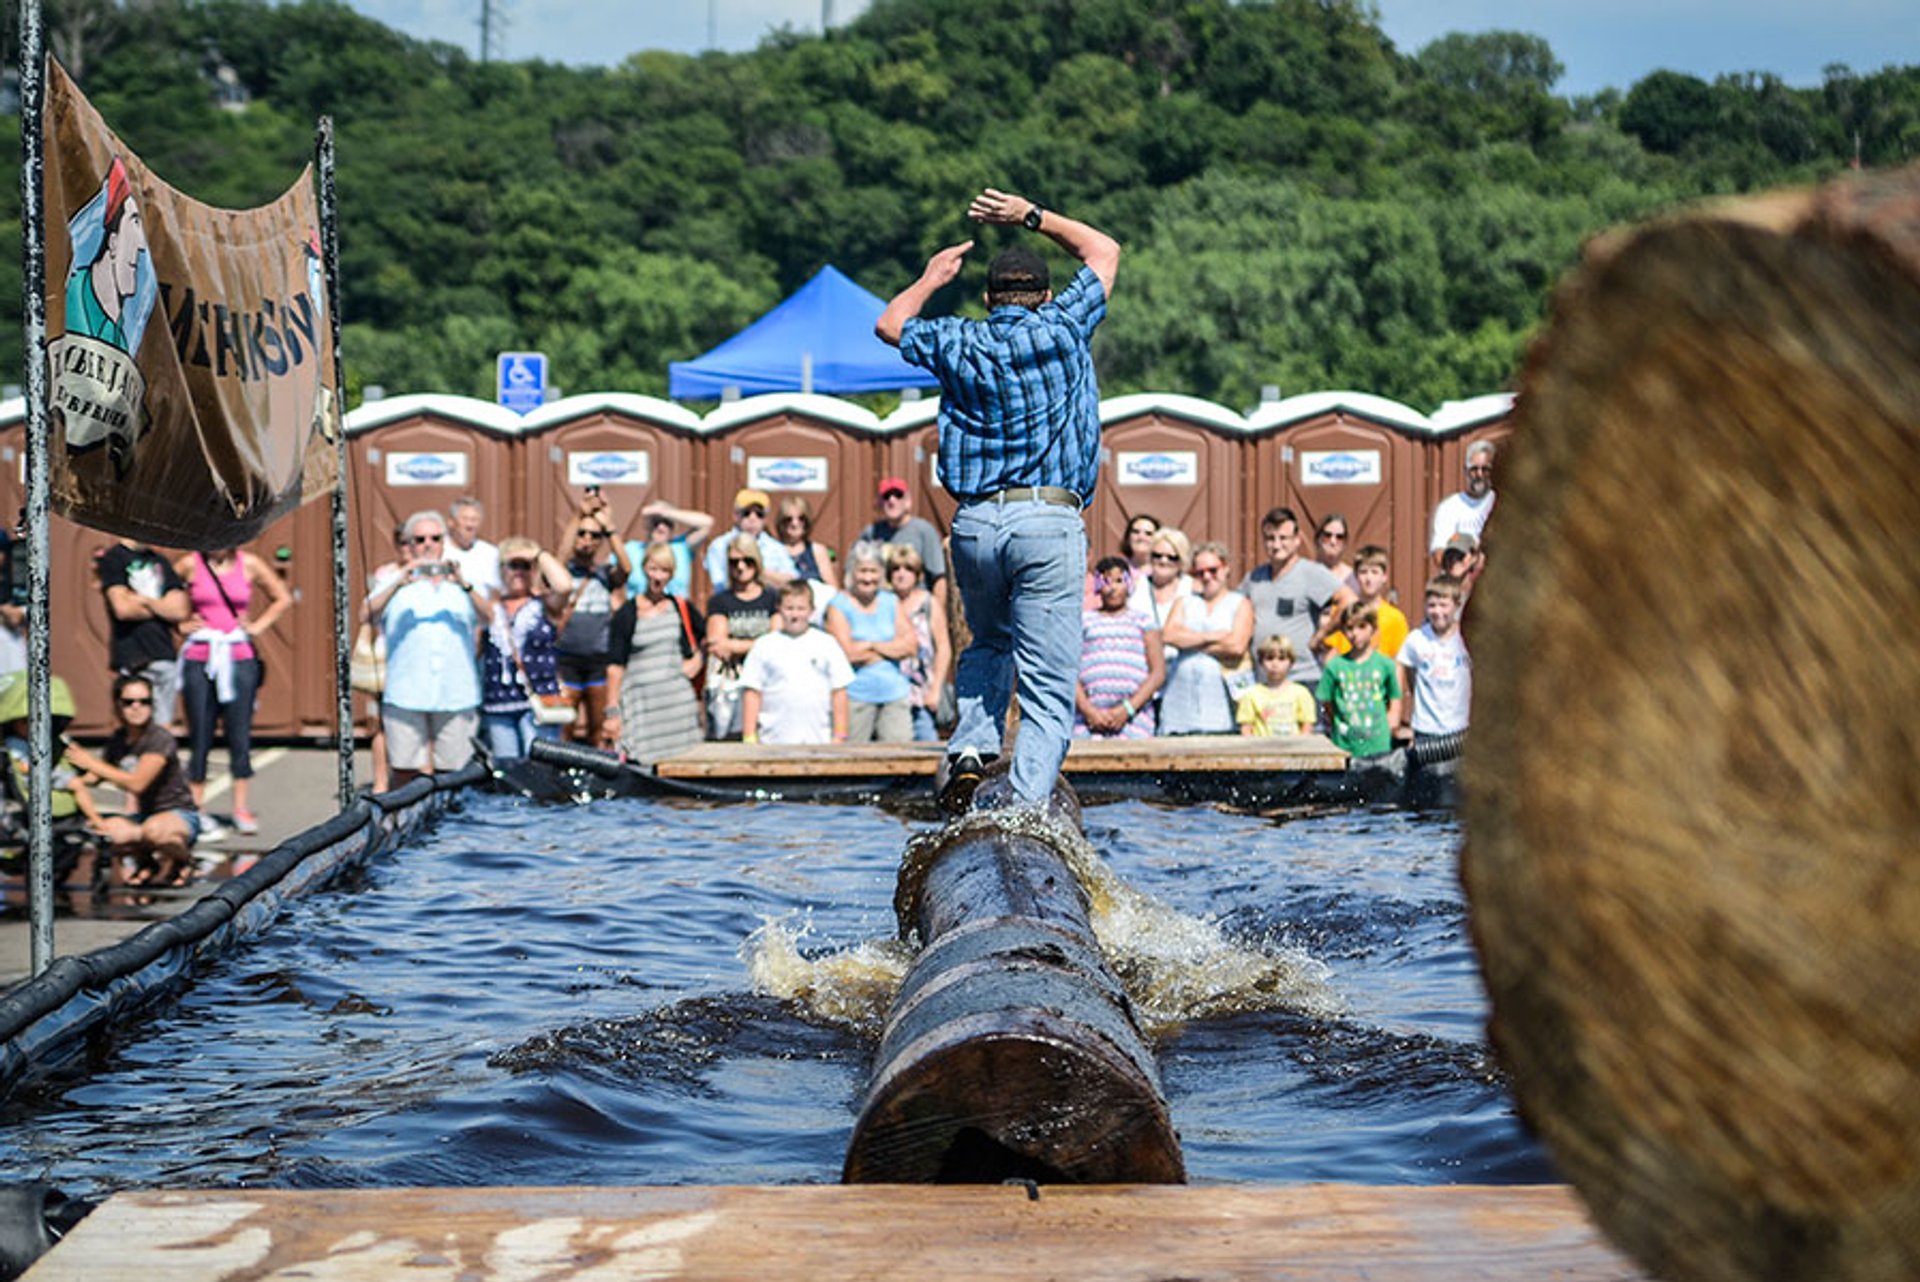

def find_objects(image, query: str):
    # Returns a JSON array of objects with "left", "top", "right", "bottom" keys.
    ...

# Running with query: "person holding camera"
[{"left": 363, "top": 509, "right": 488, "bottom": 786}]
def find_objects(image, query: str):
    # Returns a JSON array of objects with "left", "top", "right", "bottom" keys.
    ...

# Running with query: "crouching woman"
[{"left": 63, "top": 673, "right": 202, "bottom": 886}]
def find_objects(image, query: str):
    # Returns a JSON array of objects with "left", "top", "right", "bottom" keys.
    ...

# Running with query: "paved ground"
[{"left": 1, "top": 744, "right": 374, "bottom": 989}]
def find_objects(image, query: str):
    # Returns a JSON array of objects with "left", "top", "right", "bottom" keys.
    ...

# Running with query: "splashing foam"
[
  {"left": 743, "top": 807, "right": 1337, "bottom": 1039},
  {"left": 741, "top": 913, "right": 914, "bottom": 1038}
]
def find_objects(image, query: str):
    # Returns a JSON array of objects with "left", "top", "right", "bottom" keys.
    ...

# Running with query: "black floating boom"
[{"left": 843, "top": 772, "right": 1185, "bottom": 1184}]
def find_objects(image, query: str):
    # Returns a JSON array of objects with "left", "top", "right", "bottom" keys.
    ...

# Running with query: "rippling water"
[{"left": 0, "top": 793, "right": 1554, "bottom": 1193}]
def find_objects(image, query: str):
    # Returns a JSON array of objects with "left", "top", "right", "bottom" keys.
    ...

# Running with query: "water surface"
[{"left": 0, "top": 793, "right": 1553, "bottom": 1192}]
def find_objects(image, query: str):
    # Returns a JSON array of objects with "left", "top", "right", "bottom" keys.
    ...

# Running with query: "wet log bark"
[
  {"left": 843, "top": 773, "right": 1185, "bottom": 1184},
  {"left": 1462, "top": 167, "right": 1920, "bottom": 1282}
]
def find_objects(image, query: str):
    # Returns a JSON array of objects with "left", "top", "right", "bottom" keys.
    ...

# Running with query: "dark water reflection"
[{"left": 0, "top": 794, "right": 1552, "bottom": 1193}]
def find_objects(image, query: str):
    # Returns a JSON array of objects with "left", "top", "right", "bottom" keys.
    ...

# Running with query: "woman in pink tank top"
[{"left": 172, "top": 546, "right": 291, "bottom": 838}]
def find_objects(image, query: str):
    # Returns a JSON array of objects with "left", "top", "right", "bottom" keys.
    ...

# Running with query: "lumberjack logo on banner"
[{"left": 44, "top": 59, "right": 339, "bottom": 548}]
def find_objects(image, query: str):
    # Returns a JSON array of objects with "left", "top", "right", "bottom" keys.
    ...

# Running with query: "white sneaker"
[{"left": 198, "top": 815, "right": 228, "bottom": 844}]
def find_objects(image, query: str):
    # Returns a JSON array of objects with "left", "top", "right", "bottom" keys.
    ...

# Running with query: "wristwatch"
[{"left": 1023, "top": 202, "right": 1045, "bottom": 231}]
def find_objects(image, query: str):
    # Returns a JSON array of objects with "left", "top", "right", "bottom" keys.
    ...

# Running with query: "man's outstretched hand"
[
  {"left": 969, "top": 188, "right": 1033, "bottom": 226},
  {"left": 920, "top": 240, "right": 974, "bottom": 288}
]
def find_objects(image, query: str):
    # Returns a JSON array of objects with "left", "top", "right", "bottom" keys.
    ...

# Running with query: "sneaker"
[
  {"left": 231, "top": 809, "right": 260, "bottom": 835},
  {"left": 197, "top": 815, "right": 228, "bottom": 844},
  {"left": 937, "top": 749, "right": 991, "bottom": 816}
]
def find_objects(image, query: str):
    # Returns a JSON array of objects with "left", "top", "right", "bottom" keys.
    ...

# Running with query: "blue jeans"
[
  {"left": 947, "top": 498, "right": 1087, "bottom": 804},
  {"left": 481, "top": 709, "right": 561, "bottom": 761},
  {"left": 181, "top": 656, "right": 260, "bottom": 783}
]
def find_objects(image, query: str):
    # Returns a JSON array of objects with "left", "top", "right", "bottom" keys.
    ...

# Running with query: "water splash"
[
  {"left": 739, "top": 914, "right": 914, "bottom": 1038},
  {"left": 745, "top": 806, "right": 1337, "bottom": 1039}
]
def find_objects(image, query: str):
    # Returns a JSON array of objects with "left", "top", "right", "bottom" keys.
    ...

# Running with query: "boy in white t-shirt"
[
  {"left": 1396, "top": 576, "right": 1472, "bottom": 740},
  {"left": 740, "top": 581, "right": 853, "bottom": 746}
]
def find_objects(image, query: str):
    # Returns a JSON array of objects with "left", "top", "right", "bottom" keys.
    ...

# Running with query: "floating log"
[
  {"left": 1463, "top": 167, "right": 1920, "bottom": 1281},
  {"left": 843, "top": 772, "right": 1185, "bottom": 1184}
]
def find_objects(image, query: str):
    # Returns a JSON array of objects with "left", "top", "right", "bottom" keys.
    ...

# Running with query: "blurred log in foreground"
[
  {"left": 843, "top": 772, "right": 1185, "bottom": 1184},
  {"left": 1463, "top": 167, "right": 1920, "bottom": 1280}
]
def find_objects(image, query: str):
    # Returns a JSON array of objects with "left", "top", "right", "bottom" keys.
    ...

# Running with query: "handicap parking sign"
[{"left": 496, "top": 351, "right": 548, "bottom": 415}]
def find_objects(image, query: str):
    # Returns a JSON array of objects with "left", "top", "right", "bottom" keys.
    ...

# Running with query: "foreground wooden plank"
[
  {"left": 654, "top": 735, "right": 1347, "bottom": 779},
  {"left": 29, "top": 1184, "right": 1647, "bottom": 1281}
]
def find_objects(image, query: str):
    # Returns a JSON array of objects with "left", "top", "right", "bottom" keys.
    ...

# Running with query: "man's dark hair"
[
  {"left": 1261, "top": 505, "right": 1299, "bottom": 532},
  {"left": 986, "top": 246, "right": 1050, "bottom": 307}
]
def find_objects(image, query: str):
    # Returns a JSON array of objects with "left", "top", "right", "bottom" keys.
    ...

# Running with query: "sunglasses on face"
[
  {"left": 739, "top": 506, "right": 766, "bottom": 517},
  {"left": 505, "top": 559, "right": 534, "bottom": 572},
  {"left": 1319, "top": 531, "right": 1346, "bottom": 542},
  {"left": 1150, "top": 551, "right": 1179, "bottom": 563},
  {"left": 119, "top": 696, "right": 152, "bottom": 706},
  {"left": 1467, "top": 466, "right": 1492, "bottom": 476},
  {"left": 728, "top": 557, "right": 756, "bottom": 568},
  {"left": 1193, "top": 564, "right": 1225, "bottom": 578},
  {"left": 880, "top": 490, "right": 908, "bottom": 501},
  {"left": 410, "top": 533, "right": 444, "bottom": 545}
]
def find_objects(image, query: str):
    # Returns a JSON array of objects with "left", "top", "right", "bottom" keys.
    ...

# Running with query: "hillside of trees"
[{"left": 2, "top": 0, "right": 1917, "bottom": 411}]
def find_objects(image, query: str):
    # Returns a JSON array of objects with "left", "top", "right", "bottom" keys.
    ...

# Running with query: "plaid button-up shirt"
[{"left": 899, "top": 266, "right": 1107, "bottom": 504}]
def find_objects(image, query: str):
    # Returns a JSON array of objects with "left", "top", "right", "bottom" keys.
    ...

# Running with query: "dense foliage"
[{"left": 3, "top": 0, "right": 1916, "bottom": 410}]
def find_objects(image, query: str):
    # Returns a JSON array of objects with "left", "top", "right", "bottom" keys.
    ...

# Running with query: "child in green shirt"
[{"left": 1314, "top": 601, "right": 1402, "bottom": 757}]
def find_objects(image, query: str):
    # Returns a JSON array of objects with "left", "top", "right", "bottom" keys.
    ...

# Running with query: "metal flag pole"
[
  {"left": 316, "top": 117, "right": 353, "bottom": 810},
  {"left": 20, "top": 4, "right": 55, "bottom": 975}
]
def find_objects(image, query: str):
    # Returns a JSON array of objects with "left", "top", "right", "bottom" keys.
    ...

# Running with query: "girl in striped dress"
[{"left": 1073, "top": 556, "right": 1164, "bottom": 739}]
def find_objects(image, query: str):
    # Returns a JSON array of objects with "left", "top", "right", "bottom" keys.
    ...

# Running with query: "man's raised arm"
[
  {"left": 876, "top": 240, "right": 974, "bottom": 347},
  {"left": 968, "top": 188, "right": 1120, "bottom": 297}
]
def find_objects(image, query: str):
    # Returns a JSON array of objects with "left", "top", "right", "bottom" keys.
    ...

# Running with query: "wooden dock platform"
[
  {"left": 26, "top": 1183, "right": 1647, "bottom": 1280},
  {"left": 654, "top": 734, "right": 1348, "bottom": 780}
]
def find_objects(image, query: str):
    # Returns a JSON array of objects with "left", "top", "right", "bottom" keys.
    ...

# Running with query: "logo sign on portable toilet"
[
  {"left": 747, "top": 456, "right": 829, "bottom": 493},
  {"left": 1300, "top": 449, "right": 1383, "bottom": 486},
  {"left": 385, "top": 451, "right": 470, "bottom": 487},
  {"left": 1115, "top": 451, "right": 1198, "bottom": 486},
  {"left": 496, "top": 351, "right": 548, "bottom": 416},
  {"left": 567, "top": 451, "right": 651, "bottom": 487}
]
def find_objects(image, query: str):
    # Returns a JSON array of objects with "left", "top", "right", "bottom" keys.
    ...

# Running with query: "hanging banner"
[{"left": 43, "top": 59, "right": 339, "bottom": 549}]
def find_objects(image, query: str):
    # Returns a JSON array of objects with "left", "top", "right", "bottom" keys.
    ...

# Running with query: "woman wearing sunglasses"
[
  {"left": 63, "top": 673, "right": 201, "bottom": 886},
  {"left": 554, "top": 496, "right": 632, "bottom": 746},
  {"left": 1158, "top": 540, "right": 1254, "bottom": 735},
  {"left": 1312, "top": 512, "right": 1359, "bottom": 595},
  {"left": 477, "top": 536, "right": 576, "bottom": 761},
  {"left": 704, "top": 535, "right": 776, "bottom": 740},
  {"left": 776, "top": 495, "right": 839, "bottom": 591}
]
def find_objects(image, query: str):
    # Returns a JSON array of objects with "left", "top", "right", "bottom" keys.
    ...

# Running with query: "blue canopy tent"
[{"left": 668, "top": 265, "right": 941, "bottom": 399}]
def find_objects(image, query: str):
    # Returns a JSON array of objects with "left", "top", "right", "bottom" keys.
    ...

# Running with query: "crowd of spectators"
[
  {"left": 347, "top": 443, "right": 1491, "bottom": 774},
  {"left": 3, "top": 442, "right": 1492, "bottom": 888}
]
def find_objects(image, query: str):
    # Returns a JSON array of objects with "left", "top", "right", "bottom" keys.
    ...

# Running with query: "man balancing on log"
[{"left": 877, "top": 188, "right": 1120, "bottom": 814}]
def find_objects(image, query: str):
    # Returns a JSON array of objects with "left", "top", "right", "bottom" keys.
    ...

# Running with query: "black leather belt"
[{"left": 978, "top": 486, "right": 1081, "bottom": 509}]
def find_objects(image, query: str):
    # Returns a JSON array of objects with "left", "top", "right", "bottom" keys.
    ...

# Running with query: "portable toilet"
[{"left": 1246, "top": 392, "right": 1431, "bottom": 609}]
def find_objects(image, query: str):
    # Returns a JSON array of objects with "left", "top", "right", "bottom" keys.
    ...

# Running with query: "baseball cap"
[
  {"left": 877, "top": 476, "right": 909, "bottom": 499},
  {"left": 734, "top": 488, "right": 771, "bottom": 511},
  {"left": 1443, "top": 532, "right": 1478, "bottom": 556}
]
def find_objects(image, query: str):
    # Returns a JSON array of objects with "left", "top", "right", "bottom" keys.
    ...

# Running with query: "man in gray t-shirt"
[{"left": 1238, "top": 506, "right": 1355, "bottom": 687}]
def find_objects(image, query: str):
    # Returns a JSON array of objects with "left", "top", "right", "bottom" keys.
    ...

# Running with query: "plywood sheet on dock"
[
  {"left": 29, "top": 1184, "right": 1647, "bottom": 1281},
  {"left": 654, "top": 734, "right": 1347, "bottom": 779}
]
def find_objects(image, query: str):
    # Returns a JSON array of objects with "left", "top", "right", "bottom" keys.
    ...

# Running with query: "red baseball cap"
[{"left": 877, "top": 476, "right": 909, "bottom": 499}]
